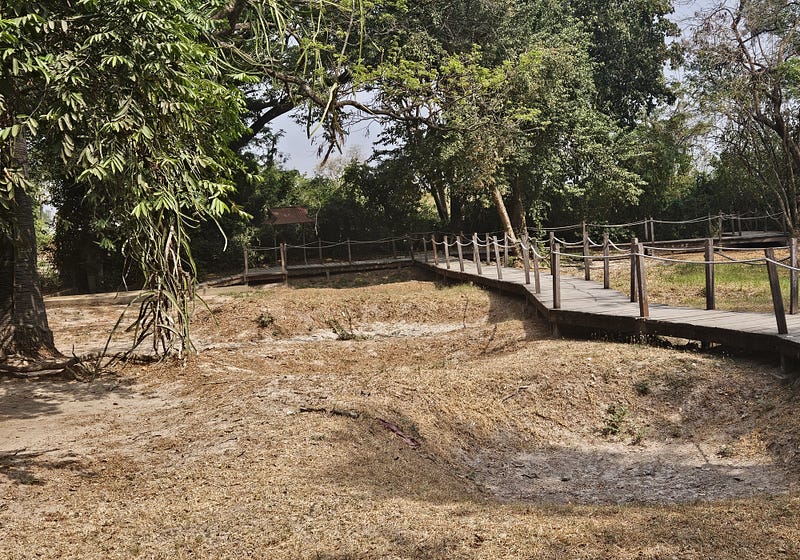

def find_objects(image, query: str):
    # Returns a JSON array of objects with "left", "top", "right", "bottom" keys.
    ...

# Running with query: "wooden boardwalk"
[
  {"left": 416, "top": 255, "right": 800, "bottom": 369},
  {"left": 203, "top": 257, "right": 414, "bottom": 287}
]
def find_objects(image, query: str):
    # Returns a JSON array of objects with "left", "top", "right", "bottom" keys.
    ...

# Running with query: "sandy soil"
[{"left": 2, "top": 268, "right": 800, "bottom": 559}]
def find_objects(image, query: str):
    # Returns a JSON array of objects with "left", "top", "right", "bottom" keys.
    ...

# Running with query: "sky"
[{"left": 274, "top": 0, "right": 712, "bottom": 176}]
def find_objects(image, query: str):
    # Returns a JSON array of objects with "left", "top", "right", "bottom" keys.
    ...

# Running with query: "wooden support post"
[
  {"left": 533, "top": 238, "right": 541, "bottom": 294},
  {"left": 493, "top": 236, "right": 503, "bottom": 280},
  {"left": 765, "top": 248, "right": 789, "bottom": 334},
  {"left": 630, "top": 237, "right": 638, "bottom": 303},
  {"left": 522, "top": 235, "right": 531, "bottom": 285},
  {"left": 549, "top": 231, "right": 555, "bottom": 254},
  {"left": 422, "top": 236, "right": 428, "bottom": 263},
  {"left": 431, "top": 235, "right": 439, "bottom": 266},
  {"left": 280, "top": 243, "right": 287, "bottom": 274},
  {"left": 635, "top": 242, "right": 649, "bottom": 318},
  {"left": 705, "top": 238, "right": 715, "bottom": 310},
  {"left": 603, "top": 233, "right": 610, "bottom": 289},
  {"left": 485, "top": 234, "right": 491, "bottom": 265},
  {"left": 503, "top": 233, "right": 509, "bottom": 267},
  {"left": 737, "top": 214, "right": 743, "bottom": 236},
  {"left": 649, "top": 218, "right": 656, "bottom": 243},
  {"left": 791, "top": 238, "right": 798, "bottom": 315},
  {"left": 457, "top": 237, "right": 465, "bottom": 272},
  {"left": 582, "top": 220, "right": 591, "bottom": 281},
  {"left": 718, "top": 212, "right": 723, "bottom": 241},
  {"left": 444, "top": 235, "right": 451, "bottom": 269},
  {"left": 302, "top": 229, "right": 308, "bottom": 265},
  {"left": 552, "top": 242, "right": 561, "bottom": 309},
  {"left": 473, "top": 233, "right": 482, "bottom": 275},
  {"left": 318, "top": 238, "right": 323, "bottom": 263},
  {"left": 243, "top": 246, "right": 249, "bottom": 285},
  {"left": 407, "top": 236, "right": 414, "bottom": 261},
  {"left": 644, "top": 218, "right": 650, "bottom": 242}
]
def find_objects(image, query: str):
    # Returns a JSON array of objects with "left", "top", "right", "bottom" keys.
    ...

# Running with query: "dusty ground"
[{"left": 2, "top": 268, "right": 800, "bottom": 559}]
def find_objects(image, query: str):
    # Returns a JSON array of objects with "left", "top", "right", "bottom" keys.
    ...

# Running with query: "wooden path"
[{"left": 416, "top": 256, "right": 800, "bottom": 369}]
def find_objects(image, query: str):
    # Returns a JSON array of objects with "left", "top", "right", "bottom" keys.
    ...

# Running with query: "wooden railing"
[{"left": 428, "top": 229, "right": 800, "bottom": 336}]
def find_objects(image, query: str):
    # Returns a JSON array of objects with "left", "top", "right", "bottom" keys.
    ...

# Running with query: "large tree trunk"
[
  {"left": 0, "top": 131, "right": 57, "bottom": 358},
  {"left": 428, "top": 182, "right": 449, "bottom": 223},
  {"left": 491, "top": 184, "right": 518, "bottom": 244},
  {"left": 509, "top": 178, "right": 528, "bottom": 235}
]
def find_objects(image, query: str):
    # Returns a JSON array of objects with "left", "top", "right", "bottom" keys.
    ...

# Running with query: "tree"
[
  {"left": 572, "top": 0, "right": 682, "bottom": 126},
  {"left": 690, "top": 0, "right": 800, "bottom": 231},
  {"left": 1, "top": 0, "right": 246, "bottom": 362}
]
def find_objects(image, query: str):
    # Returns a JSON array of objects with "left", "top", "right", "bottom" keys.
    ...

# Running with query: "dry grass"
[{"left": 2, "top": 268, "right": 800, "bottom": 559}]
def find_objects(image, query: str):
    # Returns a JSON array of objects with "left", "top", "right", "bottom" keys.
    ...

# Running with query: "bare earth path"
[{"left": 2, "top": 269, "right": 800, "bottom": 559}]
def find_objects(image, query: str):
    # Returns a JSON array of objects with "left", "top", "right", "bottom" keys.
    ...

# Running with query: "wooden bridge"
[{"left": 415, "top": 232, "right": 800, "bottom": 373}]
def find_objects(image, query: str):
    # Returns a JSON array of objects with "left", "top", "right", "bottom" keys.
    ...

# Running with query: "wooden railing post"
[
  {"left": 705, "top": 238, "right": 715, "bottom": 310},
  {"left": 552, "top": 242, "right": 561, "bottom": 309},
  {"left": 347, "top": 238, "right": 352, "bottom": 264},
  {"left": 603, "top": 233, "right": 610, "bottom": 289},
  {"left": 280, "top": 243, "right": 287, "bottom": 274},
  {"left": 485, "top": 234, "right": 491, "bottom": 265},
  {"left": 503, "top": 233, "right": 509, "bottom": 267},
  {"left": 791, "top": 238, "right": 798, "bottom": 315},
  {"left": 717, "top": 211, "right": 723, "bottom": 241},
  {"left": 635, "top": 242, "right": 649, "bottom": 318},
  {"left": 431, "top": 235, "right": 439, "bottom": 266},
  {"left": 522, "top": 235, "right": 531, "bottom": 285},
  {"left": 243, "top": 246, "right": 249, "bottom": 285},
  {"left": 406, "top": 236, "right": 413, "bottom": 261},
  {"left": 318, "top": 238, "right": 324, "bottom": 263},
  {"left": 422, "top": 236, "right": 428, "bottom": 263},
  {"left": 444, "top": 235, "right": 451, "bottom": 269},
  {"left": 473, "top": 233, "right": 482, "bottom": 275},
  {"left": 630, "top": 237, "right": 638, "bottom": 303},
  {"left": 582, "top": 220, "right": 591, "bottom": 281},
  {"left": 493, "top": 236, "right": 503, "bottom": 280},
  {"left": 737, "top": 214, "right": 743, "bottom": 236},
  {"left": 457, "top": 237, "right": 465, "bottom": 272},
  {"left": 765, "top": 248, "right": 789, "bottom": 334},
  {"left": 650, "top": 217, "right": 656, "bottom": 243},
  {"left": 533, "top": 238, "right": 541, "bottom": 294}
]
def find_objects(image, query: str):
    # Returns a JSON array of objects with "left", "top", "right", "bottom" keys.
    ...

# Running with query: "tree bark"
[
  {"left": 0, "top": 130, "right": 57, "bottom": 358},
  {"left": 491, "top": 184, "right": 518, "bottom": 244},
  {"left": 509, "top": 178, "right": 528, "bottom": 235}
]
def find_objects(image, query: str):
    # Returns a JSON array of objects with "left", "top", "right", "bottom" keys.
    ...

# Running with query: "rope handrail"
[{"left": 765, "top": 257, "right": 800, "bottom": 272}]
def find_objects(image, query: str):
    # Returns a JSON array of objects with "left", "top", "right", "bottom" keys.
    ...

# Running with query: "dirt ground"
[{"left": 2, "top": 268, "right": 800, "bottom": 559}]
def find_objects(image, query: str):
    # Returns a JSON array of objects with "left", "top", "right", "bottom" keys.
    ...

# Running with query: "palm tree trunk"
[{"left": 0, "top": 130, "right": 57, "bottom": 357}]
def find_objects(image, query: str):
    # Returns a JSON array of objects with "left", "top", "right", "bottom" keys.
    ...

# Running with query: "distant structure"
[{"left": 268, "top": 206, "right": 316, "bottom": 227}]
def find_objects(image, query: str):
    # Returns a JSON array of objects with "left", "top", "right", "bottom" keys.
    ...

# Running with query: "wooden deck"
[{"left": 416, "top": 255, "right": 800, "bottom": 369}]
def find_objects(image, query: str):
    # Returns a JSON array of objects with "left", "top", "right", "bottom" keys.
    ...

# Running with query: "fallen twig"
[
  {"left": 376, "top": 418, "right": 421, "bottom": 448},
  {"left": 501, "top": 385, "right": 530, "bottom": 402}
]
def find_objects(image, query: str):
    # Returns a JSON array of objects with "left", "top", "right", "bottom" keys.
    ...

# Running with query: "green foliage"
[
  {"left": 1, "top": 0, "right": 248, "bottom": 355},
  {"left": 601, "top": 403, "right": 629, "bottom": 437}
]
